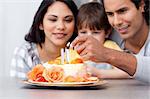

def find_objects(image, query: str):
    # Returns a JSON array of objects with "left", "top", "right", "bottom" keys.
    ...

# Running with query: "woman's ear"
[{"left": 39, "top": 24, "right": 44, "bottom": 30}]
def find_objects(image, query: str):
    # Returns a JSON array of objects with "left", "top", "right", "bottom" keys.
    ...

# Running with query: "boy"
[{"left": 77, "top": 2, "right": 130, "bottom": 78}]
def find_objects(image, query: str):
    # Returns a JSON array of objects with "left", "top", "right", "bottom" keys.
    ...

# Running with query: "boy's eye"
[
  {"left": 80, "top": 31, "right": 87, "bottom": 34},
  {"left": 92, "top": 31, "right": 100, "bottom": 34}
]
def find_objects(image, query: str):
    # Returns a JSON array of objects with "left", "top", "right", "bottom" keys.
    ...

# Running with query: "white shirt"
[{"left": 110, "top": 30, "right": 150, "bottom": 84}]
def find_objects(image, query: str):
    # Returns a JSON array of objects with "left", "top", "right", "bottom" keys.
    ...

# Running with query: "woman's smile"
[{"left": 53, "top": 33, "right": 67, "bottom": 39}]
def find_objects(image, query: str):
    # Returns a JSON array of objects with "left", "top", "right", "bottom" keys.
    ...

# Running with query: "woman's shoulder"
[{"left": 13, "top": 41, "right": 37, "bottom": 56}]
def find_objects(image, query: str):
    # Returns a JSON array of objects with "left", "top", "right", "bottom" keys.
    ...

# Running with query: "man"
[{"left": 71, "top": 0, "right": 150, "bottom": 84}]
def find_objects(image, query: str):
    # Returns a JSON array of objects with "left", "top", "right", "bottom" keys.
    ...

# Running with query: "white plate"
[{"left": 23, "top": 80, "right": 107, "bottom": 87}]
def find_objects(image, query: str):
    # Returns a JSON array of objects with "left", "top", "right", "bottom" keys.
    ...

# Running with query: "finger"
[
  {"left": 80, "top": 47, "right": 88, "bottom": 56},
  {"left": 74, "top": 42, "right": 87, "bottom": 54},
  {"left": 81, "top": 53, "right": 91, "bottom": 61},
  {"left": 71, "top": 35, "right": 88, "bottom": 47}
]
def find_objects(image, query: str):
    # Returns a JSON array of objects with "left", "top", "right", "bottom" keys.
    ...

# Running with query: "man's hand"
[{"left": 71, "top": 35, "right": 107, "bottom": 62}]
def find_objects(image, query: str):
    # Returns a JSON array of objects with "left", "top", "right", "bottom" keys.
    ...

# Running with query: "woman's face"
[
  {"left": 103, "top": 0, "right": 145, "bottom": 40},
  {"left": 40, "top": 1, "right": 75, "bottom": 47},
  {"left": 78, "top": 27, "right": 106, "bottom": 44}
]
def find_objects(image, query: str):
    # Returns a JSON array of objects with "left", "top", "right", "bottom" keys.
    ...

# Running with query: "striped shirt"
[{"left": 10, "top": 42, "right": 41, "bottom": 80}]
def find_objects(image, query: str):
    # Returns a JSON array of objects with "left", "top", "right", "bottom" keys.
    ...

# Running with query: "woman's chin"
[{"left": 54, "top": 42, "right": 66, "bottom": 47}]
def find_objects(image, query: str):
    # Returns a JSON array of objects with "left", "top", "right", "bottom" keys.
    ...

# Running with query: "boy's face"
[{"left": 78, "top": 27, "right": 106, "bottom": 44}]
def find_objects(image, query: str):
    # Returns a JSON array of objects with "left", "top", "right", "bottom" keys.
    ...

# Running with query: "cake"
[{"left": 27, "top": 49, "right": 98, "bottom": 83}]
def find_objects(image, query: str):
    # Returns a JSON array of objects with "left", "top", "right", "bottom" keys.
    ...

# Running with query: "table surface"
[{"left": 0, "top": 77, "right": 149, "bottom": 99}]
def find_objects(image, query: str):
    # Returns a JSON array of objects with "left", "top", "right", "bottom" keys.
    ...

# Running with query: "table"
[{"left": 0, "top": 77, "right": 149, "bottom": 99}]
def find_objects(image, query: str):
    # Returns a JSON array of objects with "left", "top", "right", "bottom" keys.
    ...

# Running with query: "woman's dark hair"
[
  {"left": 77, "top": 2, "right": 111, "bottom": 34},
  {"left": 25, "top": 0, "right": 78, "bottom": 47},
  {"left": 101, "top": 0, "right": 149, "bottom": 25}
]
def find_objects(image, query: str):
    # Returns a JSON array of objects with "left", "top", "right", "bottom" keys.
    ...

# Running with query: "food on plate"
[
  {"left": 42, "top": 66, "right": 64, "bottom": 82},
  {"left": 27, "top": 64, "right": 47, "bottom": 82},
  {"left": 27, "top": 49, "right": 99, "bottom": 83}
]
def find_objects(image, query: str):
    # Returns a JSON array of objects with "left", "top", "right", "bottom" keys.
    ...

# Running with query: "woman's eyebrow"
[
  {"left": 47, "top": 15, "right": 57, "bottom": 17},
  {"left": 64, "top": 15, "right": 74, "bottom": 18}
]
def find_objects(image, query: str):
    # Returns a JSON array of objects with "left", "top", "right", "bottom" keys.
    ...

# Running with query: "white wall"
[
  {"left": 0, "top": 0, "right": 42, "bottom": 77},
  {"left": 0, "top": 0, "right": 84, "bottom": 77}
]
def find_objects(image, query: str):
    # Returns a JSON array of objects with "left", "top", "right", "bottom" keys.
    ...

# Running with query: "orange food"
[
  {"left": 86, "top": 77, "right": 98, "bottom": 81},
  {"left": 64, "top": 76, "right": 76, "bottom": 82},
  {"left": 70, "top": 58, "right": 83, "bottom": 64},
  {"left": 27, "top": 49, "right": 99, "bottom": 83},
  {"left": 42, "top": 66, "right": 64, "bottom": 82},
  {"left": 75, "top": 76, "right": 86, "bottom": 82},
  {"left": 48, "top": 58, "right": 61, "bottom": 64},
  {"left": 27, "top": 64, "right": 47, "bottom": 82}
]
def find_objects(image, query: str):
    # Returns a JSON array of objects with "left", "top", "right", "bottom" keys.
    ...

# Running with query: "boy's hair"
[{"left": 77, "top": 2, "right": 111, "bottom": 34}]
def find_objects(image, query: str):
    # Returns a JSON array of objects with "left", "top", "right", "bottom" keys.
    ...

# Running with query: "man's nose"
[{"left": 113, "top": 14, "right": 122, "bottom": 27}]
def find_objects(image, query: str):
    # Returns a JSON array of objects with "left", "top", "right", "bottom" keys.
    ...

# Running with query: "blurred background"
[
  {"left": 0, "top": 0, "right": 93, "bottom": 77},
  {"left": 0, "top": 0, "right": 42, "bottom": 77}
]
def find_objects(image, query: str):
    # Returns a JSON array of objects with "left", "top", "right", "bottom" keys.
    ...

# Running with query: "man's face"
[{"left": 103, "top": 0, "right": 145, "bottom": 40}]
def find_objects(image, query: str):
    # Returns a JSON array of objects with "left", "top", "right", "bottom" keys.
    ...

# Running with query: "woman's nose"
[{"left": 56, "top": 21, "right": 65, "bottom": 30}]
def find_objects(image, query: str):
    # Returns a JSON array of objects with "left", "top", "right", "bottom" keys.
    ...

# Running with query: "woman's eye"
[
  {"left": 48, "top": 18, "right": 57, "bottom": 22},
  {"left": 65, "top": 18, "right": 73, "bottom": 23}
]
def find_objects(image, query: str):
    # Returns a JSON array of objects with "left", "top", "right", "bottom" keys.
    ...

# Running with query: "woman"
[{"left": 10, "top": 0, "right": 78, "bottom": 80}]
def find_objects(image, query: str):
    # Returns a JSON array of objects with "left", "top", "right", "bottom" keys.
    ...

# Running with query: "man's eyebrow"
[
  {"left": 105, "top": 6, "right": 128, "bottom": 13},
  {"left": 116, "top": 7, "right": 128, "bottom": 12}
]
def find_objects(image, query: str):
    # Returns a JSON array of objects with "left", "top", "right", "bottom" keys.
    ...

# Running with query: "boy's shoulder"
[{"left": 104, "top": 40, "right": 122, "bottom": 51}]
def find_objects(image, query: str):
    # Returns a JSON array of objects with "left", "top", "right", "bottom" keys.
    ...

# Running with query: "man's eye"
[
  {"left": 106, "top": 12, "right": 114, "bottom": 17},
  {"left": 118, "top": 8, "right": 128, "bottom": 14}
]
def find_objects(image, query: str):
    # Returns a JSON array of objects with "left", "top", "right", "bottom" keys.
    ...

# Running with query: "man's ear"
[
  {"left": 39, "top": 24, "right": 44, "bottom": 30},
  {"left": 139, "top": 0, "right": 145, "bottom": 12}
]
